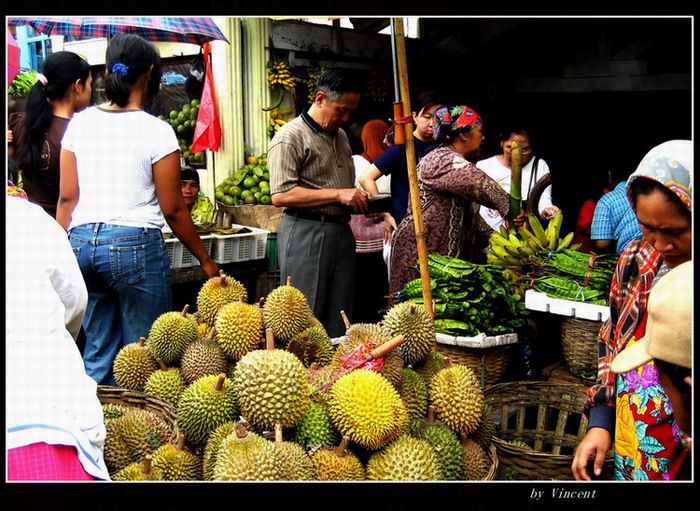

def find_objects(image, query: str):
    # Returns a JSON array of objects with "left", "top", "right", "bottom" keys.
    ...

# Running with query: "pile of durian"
[{"left": 103, "top": 271, "right": 497, "bottom": 481}]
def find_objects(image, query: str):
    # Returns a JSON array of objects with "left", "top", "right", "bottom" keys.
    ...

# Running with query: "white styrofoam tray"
[{"left": 525, "top": 289, "right": 610, "bottom": 322}]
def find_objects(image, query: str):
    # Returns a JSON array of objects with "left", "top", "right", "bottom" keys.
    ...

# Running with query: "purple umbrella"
[
  {"left": 7, "top": 27, "right": 21, "bottom": 87},
  {"left": 7, "top": 16, "right": 229, "bottom": 46}
]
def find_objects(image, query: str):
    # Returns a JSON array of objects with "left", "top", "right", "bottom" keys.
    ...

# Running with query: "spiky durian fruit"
[
  {"left": 103, "top": 408, "right": 172, "bottom": 474},
  {"left": 289, "top": 393, "right": 340, "bottom": 449},
  {"left": 233, "top": 340, "right": 310, "bottom": 430},
  {"left": 310, "top": 437, "right": 365, "bottom": 481},
  {"left": 366, "top": 435, "right": 442, "bottom": 481},
  {"left": 150, "top": 435, "right": 203, "bottom": 481},
  {"left": 269, "top": 426, "right": 316, "bottom": 481},
  {"left": 330, "top": 323, "right": 404, "bottom": 389},
  {"left": 381, "top": 302, "right": 435, "bottom": 366},
  {"left": 429, "top": 364, "right": 484, "bottom": 436},
  {"left": 148, "top": 305, "right": 198, "bottom": 366},
  {"left": 197, "top": 271, "right": 248, "bottom": 327},
  {"left": 177, "top": 374, "right": 238, "bottom": 445},
  {"left": 196, "top": 321, "right": 211, "bottom": 340},
  {"left": 327, "top": 368, "right": 409, "bottom": 450},
  {"left": 287, "top": 325, "right": 335, "bottom": 367},
  {"left": 111, "top": 455, "right": 163, "bottom": 481},
  {"left": 143, "top": 359, "right": 187, "bottom": 408},
  {"left": 399, "top": 368, "right": 429, "bottom": 420},
  {"left": 180, "top": 332, "right": 229, "bottom": 384},
  {"left": 212, "top": 423, "right": 280, "bottom": 481},
  {"left": 102, "top": 403, "right": 131, "bottom": 428},
  {"left": 306, "top": 363, "right": 337, "bottom": 395},
  {"left": 201, "top": 422, "right": 236, "bottom": 480},
  {"left": 113, "top": 337, "right": 158, "bottom": 391},
  {"left": 409, "top": 407, "right": 464, "bottom": 481},
  {"left": 214, "top": 301, "right": 264, "bottom": 361},
  {"left": 413, "top": 350, "right": 447, "bottom": 385},
  {"left": 263, "top": 282, "right": 313, "bottom": 342},
  {"left": 468, "top": 405, "right": 496, "bottom": 451},
  {"left": 461, "top": 437, "right": 491, "bottom": 480}
]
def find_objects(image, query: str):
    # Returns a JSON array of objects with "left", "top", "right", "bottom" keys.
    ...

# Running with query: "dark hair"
[
  {"left": 629, "top": 177, "right": 691, "bottom": 221},
  {"left": 499, "top": 123, "right": 534, "bottom": 147},
  {"left": 413, "top": 90, "right": 442, "bottom": 115},
  {"left": 105, "top": 34, "right": 162, "bottom": 107},
  {"left": 314, "top": 68, "right": 364, "bottom": 102},
  {"left": 181, "top": 167, "right": 200, "bottom": 184},
  {"left": 19, "top": 51, "right": 90, "bottom": 178}
]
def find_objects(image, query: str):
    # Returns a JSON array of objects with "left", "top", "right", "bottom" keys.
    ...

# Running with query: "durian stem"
[
  {"left": 258, "top": 297, "right": 266, "bottom": 308},
  {"left": 214, "top": 373, "right": 226, "bottom": 391},
  {"left": 156, "top": 358, "right": 168, "bottom": 372},
  {"left": 431, "top": 299, "right": 437, "bottom": 316},
  {"left": 444, "top": 358, "right": 453, "bottom": 368},
  {"left": 339, "top": 310, "right": 352, "bottom": 330},
  {"left": 181, "top": 304, "right": 190, "bottom": 316},
  {"left": 176, "top": 434, "right": 186, "bottom": 451},
  {"left": 408, "top": 303, "right": 417, "bottom": 314},
  {"left": 274, "top": 423, "right": 283, "bottom": 443},
  {"left": 335, "top": 437, "right": 350, "bottom": 457},
  {"left": 141, "top": 455, "right": 153, "bottom": 475},
  {"left": 309, "top": 362, "right": 321, "bottom": 371},
  {"left": 207, "top": 327, "right": 217, "bottom": 340},
  {"left": 427, "top": 405, "right": 436, "bottom": 424},
  {"left": 368, "top": 335, "right": 405, "bottom": 360},
  {"left": 234, "top": 423, "right": 248, "bottom": 438},
  {"left": 265, "top": 329, "right": 275, "bottom": 350},
  {"left": 286, "top": 276, "right": 293, "bottom": 286},
  {"left": 138, "top": 337, "right": 146, "bottom": 347}
]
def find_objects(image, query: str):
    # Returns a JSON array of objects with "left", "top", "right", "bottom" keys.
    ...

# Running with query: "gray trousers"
[{"left": 277, "top": 214, "right": 356, "bottom": 338}]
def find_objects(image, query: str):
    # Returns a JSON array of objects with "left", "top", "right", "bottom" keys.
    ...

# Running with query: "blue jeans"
[{"left": 69, "top": 224, "right": 172, "bottom": 385}]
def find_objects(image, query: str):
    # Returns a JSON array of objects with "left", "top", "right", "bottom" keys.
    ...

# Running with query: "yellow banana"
[
  {"left": 557, "top": 231, "right": 575, "bottom": 251},
  {"left": 508, "top": 233, "right": 524, "bottom": 247},
  {"left": 547, "top": 210, "right": 563, "bottom": 250},
  {"left": 503, "top": 243, "right": 522, "bottom": 260},
  {"left": 274, "top": 118, "right": 286, "bottom": 126},
  {"left": 274, "top": 124, "right": 281, "bottom": 131},
  {"left": 528, "top": 214, "right": 549, "bottom": 247},
  {"left": 517, "top": 244, "right": 534, "bottom": 258},
  {"left": 491, "top": 246, "right": 522, "bottom": 267},
  {"left": 486, "top": 253, "right": 507, "bottom": 267},
  {"left": 499, "top": 224, "right": 510, "bottom": 238},
  {"left": 489, "top": 232, "right": 513, "bottom": 249}
]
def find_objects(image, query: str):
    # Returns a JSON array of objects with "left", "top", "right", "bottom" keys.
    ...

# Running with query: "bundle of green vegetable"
[
  {"left": 8, "top": 71, "right": 38, "bottom": 97},
  {"left": 527, "top": 249, "right": 618, "bottom": 305},
  {"left": 393, "top": 253, "right": 528, "bottom": 337}
]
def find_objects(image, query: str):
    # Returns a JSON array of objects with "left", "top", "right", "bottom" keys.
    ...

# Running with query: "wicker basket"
[
  {"left": 483, "top": 381, "right": 614, "bottom": 480},
  {"left": 561, "top": 317, "right": 601, "bottom": 380},
  {"left": 97, "top": 385, "right": 179, "bottom": 445},
  {"left": 435, "top": 344, "right": 512, "bottom": 386},
  {"left": 482, "top": 443, "right": 499, "bottom": 481}
]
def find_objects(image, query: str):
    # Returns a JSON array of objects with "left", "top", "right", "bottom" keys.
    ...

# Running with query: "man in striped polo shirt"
[{"left": 269, "top": 68, "right": 370, "bottom": 337}]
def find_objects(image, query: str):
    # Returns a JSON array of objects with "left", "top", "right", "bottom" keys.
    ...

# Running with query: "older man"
[{"left": 269, "top": 68, "right": 369, "bottom": 337}]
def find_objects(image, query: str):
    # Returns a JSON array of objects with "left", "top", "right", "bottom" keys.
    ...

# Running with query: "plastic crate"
[
  {"left": 210, "top": 224, "right": 270, "bottom": 264},
  {"left": 165, "top": 235, "right": 214, "bottom": 269}
]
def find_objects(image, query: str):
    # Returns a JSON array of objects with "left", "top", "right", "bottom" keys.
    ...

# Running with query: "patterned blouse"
[{"left": 389, "top": 145, "right": 510, "bottom": 293}]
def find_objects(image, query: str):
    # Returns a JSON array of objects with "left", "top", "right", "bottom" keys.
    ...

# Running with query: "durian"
[
  {"left": 102, "top": 403, "right": 131, "bottom": 428},
  {"left": 214, "top": 301, "right": 264, "bottom": 360},
  {"left": 196, "top": 271, "right": 248, "bottom": 327},
  {"left": 233, "top": 330, "right": 310, "bottom": 430},
  {"left": 429, "top": 364, "right": 484, "bottom": 436},
  {"left": 269, "top": 424, "right": 316, "bottom": 481},
  {"left": 150, "top": 434, "right": 203, "bottom": 481},
  {"left": 111, "top": 455, "right": 163, "bottom": 481},
  {"left": 461, "top": 436, "right": 491, "bottom": 480},
  {"left": 113, "top": 337, "right": 158, "bottom": 391},
  {"left": 177, "top": 373, "right": 238, "bottom": 445},
  {"left": 413, "top": 350, "right": 447, "bottom": 385},
  {"left": 399, "top": 367, "right": 429, "bottom": 420},
  {"left": 202, "top": 422, "right": 236, "bottom": 480},
  {"left": 180, "top": 329, "right": 229, "bottom": 384},
  {"left": 287, "top": 325, "right": 335, "bottom": 367},
  {"left": 327, "top": 368, "right": 409, "bottom": 450},
  {"left": 143, "top": 358, "right": 187, "bottom": 408},
  {"left": 289, "top": 393, "right": 340, "bottom": 449},
  {"left": 310, "top": 437, "right": 365, "bottom": 481},
  {"left": 409, "top": 406, "right": 464, "bottom": 481},
  {"left": 212, "top": 423, "right": 280, "bottom": 481},
  {"left": 148, "top": 305, "right": 198, "bottom": 366},
  {"left": 468, "top": 404, "right": 496, "bottom": 451},
  {"left": 382, "top": 302, "right": 436, "bottom": 366},
  {"left": 263, "top": 278, "right": 313, "bottom": 342},
  {"left": 366, "top": 434, "right": 442, "bottom": 481}
]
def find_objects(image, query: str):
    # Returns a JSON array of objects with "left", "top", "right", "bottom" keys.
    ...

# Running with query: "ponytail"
[{"left": 104, "top": 34, "right": 162, "bottom": 107}]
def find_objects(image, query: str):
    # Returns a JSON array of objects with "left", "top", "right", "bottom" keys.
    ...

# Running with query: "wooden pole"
[{"left": 392, "top": 18, "right": 434, "bottom": 317}]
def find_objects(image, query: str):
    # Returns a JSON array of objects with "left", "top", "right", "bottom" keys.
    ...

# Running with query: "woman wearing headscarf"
[
  {"left": 389, "top": 105, "right": 522, "bottom": 294},
  {"left": 350, "top": 119, "right": 390, "bottom": 323},
  {"left": 572, "top": 140, "right": 692, "bottom": 481}
]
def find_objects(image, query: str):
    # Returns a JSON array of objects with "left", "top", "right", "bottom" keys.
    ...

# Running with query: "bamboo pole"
[
  {"left": 509, "top": 141, "right": 523, "bottom": 222},
  {"left": 392, "top": 18, "right": 434, "bottom": 317}
]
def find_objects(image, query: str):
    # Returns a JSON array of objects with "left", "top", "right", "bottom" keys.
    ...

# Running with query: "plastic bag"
[{"left": 186, "top": 50, "right": 206, "bottom": 99}]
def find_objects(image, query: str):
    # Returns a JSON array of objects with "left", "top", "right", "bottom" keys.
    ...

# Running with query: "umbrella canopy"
[
  {"left": 7, "top": 16, "right": 229, "bottom": 46},
  {"left": 7, "top": 27, "right": 21, "bottom": 87}
]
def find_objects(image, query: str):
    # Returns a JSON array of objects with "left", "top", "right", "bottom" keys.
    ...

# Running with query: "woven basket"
[
  {"left": 561, "top": 317, "right": 601, "bottom": 380},
  {"left": 435, "top": 344, "right": 512, "bottom": 386},
  {"left": 483, "top": 443, "right": 499, "bottom": 481},
  {"left": 483, "top": 381, "right": 614, "bottom": 480},
  {"left": 97, "top": 385, "right": 179, "bottom": 445}
]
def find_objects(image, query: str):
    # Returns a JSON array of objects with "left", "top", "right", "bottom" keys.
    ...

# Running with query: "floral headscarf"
[
  {"left": 626, "top": 139, "right": 692, "bottom": 211},
  {"left": 431, "top": 105, "right": 483, "bottom": 144}
]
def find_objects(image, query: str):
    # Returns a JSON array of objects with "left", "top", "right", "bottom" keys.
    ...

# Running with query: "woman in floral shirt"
[
  {"left": 573, "top": 140, "right": 692, "bottom": 481},
  {"left": 389, "top": 105, "right": 521, "bottom": 294}
]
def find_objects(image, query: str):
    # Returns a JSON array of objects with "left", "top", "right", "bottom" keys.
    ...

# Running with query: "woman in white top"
[
  {"left": 57, "top": 34, "right": 218, "bottom": 386},
  {"left": 477, "top": 125, "right": 560, "bottom": 231}
]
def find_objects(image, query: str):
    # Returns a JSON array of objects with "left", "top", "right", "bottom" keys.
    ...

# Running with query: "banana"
[
  {"left": 547, "top": 210, "right": 563, "bottom": 250},
  {"left": 557, "top": 231, "right": 575, "bottom": 251},
  {"left": 517, "top": 244, "right": 535, "bottom": 259},
  {"left": 499, "top": 224, "right": 510, "bottom": 238},
  {"left": 503, "top": 243, "right": 522, "bottom": 260},
  {"left": 518, "top": 225, "right": 544, "bottom": 248},
  {"left": 508, "top": 233, "right": 524, "bottom": 247},
  {"left": 491, "top": 246, "right": 522, "bottom": 267},
  {"left": 528, "top": 214, "right": 549, "bottom": 247},
  {"left": 489, "top": 232, "right": 513, "bottom": 249},
  {"left": 486, "top": 253, "right": 507, "bottom": 267},
  {"left": 274, "top": 118, "right": 286, "bottom": 126}
]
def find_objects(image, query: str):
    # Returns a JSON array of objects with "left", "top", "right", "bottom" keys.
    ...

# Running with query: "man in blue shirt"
[{"left": 590, "top": 167, "right": 642, "bottom": 254}]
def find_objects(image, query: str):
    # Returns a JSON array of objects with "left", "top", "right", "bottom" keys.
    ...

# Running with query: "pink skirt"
[{"left": 7, "top": 443, "right": 96, "bottom": 481}]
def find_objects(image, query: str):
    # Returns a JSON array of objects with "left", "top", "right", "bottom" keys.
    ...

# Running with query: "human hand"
[
  {"left": 338, "top": 188, "right": 370, "bottom": 213},
  {"left": 513, "top": 208, "right": 526, "bottom": 227},
  {"left": 200, "top": 257, "right": 220, "bottom": 279},
  {"left": 8, "top": 130, "right": 13, "bottom": 144},
  {"left": 571, "top": 427, "right": 611, "bottom": 481},
  {"left": 383, "top": 213, "right": 398, "bottom": 243},
  {"left": 542, "top": 206, "right": 560, "bottom": 220}
]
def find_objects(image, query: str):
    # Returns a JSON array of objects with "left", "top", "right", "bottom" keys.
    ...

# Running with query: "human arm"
[
  {"left": 56, "top": 148, "right": 80, "bottom": 230},
  {"left": 271, "top": 185, "right": 369, "bottom": 213},
  {"left": 154, "top": 151, "right": 219, "bottom": 278},
  {"left": 358, "top": 165, "right": 382, "bottom": 196},
  {"left": 572, "top": 428, "right": 612, "bottom": 480},
  {"left": 590, "top": 196, "right": 616, "bottom": 251}
]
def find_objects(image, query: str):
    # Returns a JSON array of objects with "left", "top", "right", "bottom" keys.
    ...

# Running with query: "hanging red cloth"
[{"left": 191, "top": 42, "right": 222, "bottom": 153}]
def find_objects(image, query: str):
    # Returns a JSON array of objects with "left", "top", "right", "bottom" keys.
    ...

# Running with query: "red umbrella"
[
  {"left": 7, "top": 27, "right": 20, "bottom": 87},
  {"left": 7, "top": 16, "right": 228, "bottom": 46}
]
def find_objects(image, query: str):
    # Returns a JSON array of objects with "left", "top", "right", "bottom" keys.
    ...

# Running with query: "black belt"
[{"left": 285, "top": 209, "right": 350, "bottom": 224}]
